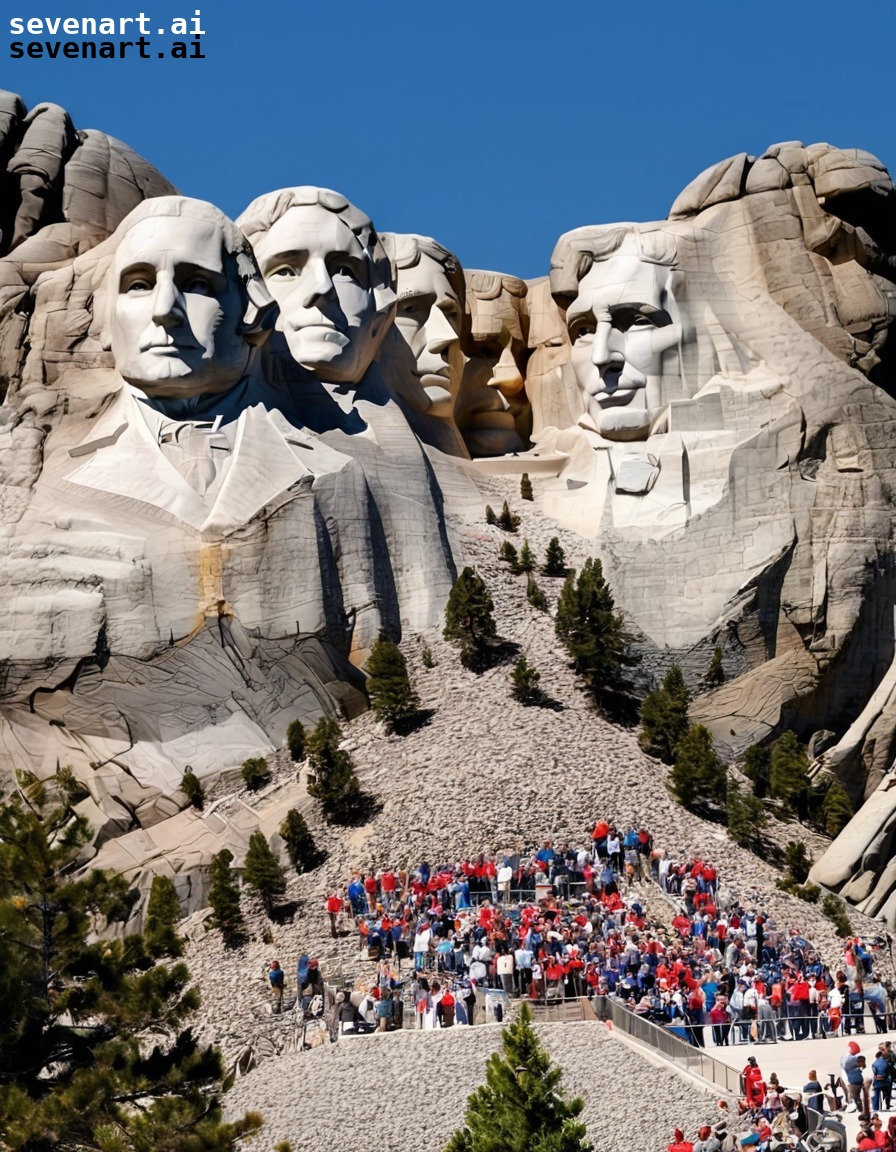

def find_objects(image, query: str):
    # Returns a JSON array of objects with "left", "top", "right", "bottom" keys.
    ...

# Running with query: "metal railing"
[{"left": 599, "top": 996, "right": 824, "bottom": 1133}]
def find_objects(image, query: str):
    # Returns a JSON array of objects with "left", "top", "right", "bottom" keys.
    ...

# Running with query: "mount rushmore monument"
[{"left": 1, "top": 90, "right": 895, "bottom": 919}]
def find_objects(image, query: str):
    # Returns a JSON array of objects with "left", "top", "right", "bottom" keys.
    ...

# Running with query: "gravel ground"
[{"left": 181, "top": 483, "right": 884, "bottom": 1150}]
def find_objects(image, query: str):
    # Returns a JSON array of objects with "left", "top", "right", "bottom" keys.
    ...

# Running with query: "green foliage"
[
  {"left": 543, "top": 537, "right": 567, "bottom": 577},
  {"left": 444, "top": 1002, "right": 592, "bottom": 1152},
  {"left": 181, "top": 768, "right": 205, "bottom": 810},
  {"left": 422, "top": 643, "right": 436, "bottom": 669},
  {"left": 526, "top": 577, "right": 548, "bottom": 611},
  {"left": 769, "top": 730, "right": 809, "bottom": 812},
  {"left": 286, "top": 719, "right": 306, "bottom": 762},
  {"left": 444, "top": 567, "right": 499, "bottom": 671},
  {"left": 743, "top": 743, "right": 771, "bottom": 799},
  {"left": 511, "top": 656, "right": 542, "bottom": 705},
  {"left": 280, "top": 809, "right": 326, "bottom": 874},
  {"left": 499, "top": 540, "right": 519, "bottom": 569},
  {"left": 243, "top": 832, "right": 287, "bottom": 916},
  {"left": 208, "top": 848, "right": 245, "bottom": 947},
  {"left": 518, "top": 539, "right": 535, "bottom": 574},
  {"left": 554, "top": 558, "right": 635, "bottom": 708},
  {"left": 784, "top": 840, "right": 812, "bottom": 883},
  {"left": 496, "top": 500, "right": 521, "bottom": 532},
  {"left": 0, "top": 786, "right": 255, "bottom": 1152},
  {"left": 638, "top": 664, "right": 691, "bottom": 764},
  {"left": 669, "top": 724, "right": 727, "bottom": 812},
  {"left": 144, "top": 874, "right": 184, "bottom": 959},
  {"left": 485, "top": 504, "right": 497, "bottom": 525},
  {"left": 822, "top": 893, "right": 854, "bottom": 937},
  {"left": 704, "top": 645, "right": 725, "bottom": 686},
  {"left": 366, "top": 635, "right": 421, "bottom": 732},
  {"left": 726, "top": 780, "right": 767, "bottom": 851},
  {"left": 520, "top": 473, "right": 534, "bottom": 501},
  {"left": 241, "top": 756, "right": 271, "bottom": 792},
  {"left": 306, "top": 717, "right": 371, "bottom": 823},
  {"left": 823, "top": 783, "right": 854, "bottom": 837},
  {"left": 776, "top": 877, "right": 821, "bottom": 902}
]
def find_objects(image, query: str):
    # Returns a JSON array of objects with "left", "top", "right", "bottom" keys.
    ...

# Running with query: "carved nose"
[
  {"left": 591, "top": 319, "right": 613, "bottom": 367},
  {"left": 300, "top": 258, "right": 334, "bottom": 308},
  {"left": 425, "top": 306, "right": 458, "bottom": 354},
  {"left": 152, "top": 274, "right": 183, "bottom": 328}
]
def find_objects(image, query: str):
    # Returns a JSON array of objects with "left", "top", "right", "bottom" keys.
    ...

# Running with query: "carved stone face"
[
  {"left": 251, "top": 203, "right": 381, "bottom": 384},
  {"left": 393, "top": 253, "right": 464, "bottom": 415},
  {"left": 459, "top": 279, "right": 529, "bottom": 456},
  {"left": 567, "top": 253, "right": 681, "bottom": 428},
  {"left": 110, "top": 215, "right": 251, "bottom": 397}
]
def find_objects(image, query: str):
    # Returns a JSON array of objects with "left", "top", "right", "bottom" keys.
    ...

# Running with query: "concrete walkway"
[{"left": 706, "top": 1030, "right": 894, "bottom": 1145}]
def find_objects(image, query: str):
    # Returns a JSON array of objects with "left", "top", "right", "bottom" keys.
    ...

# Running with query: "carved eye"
[
  {"left": 183, "top": 275, "right": 213, "bottom": 295},
  {"left": 630, "top": 314, "right": 655, "bottom": 328},
  {"left": 124, "top": 277, "right": 153, "bottom": 294},
  {"left": 269, "top": 265, "right": 298, "bottom": 279},
  {"left": 571, "top": 322, "right": 595, "bottom": 340},
  {"left": 332, "top": 263, "right": 357, "bottom": 280}
]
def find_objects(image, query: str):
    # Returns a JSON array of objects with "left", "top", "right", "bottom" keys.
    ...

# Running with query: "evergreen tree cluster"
[
  {"left": 555, "top": 557, "right": 635, "bottom": 710},
  {"left": 669, "top": 724, "right": 727, "bottom": 812},
  {"left": 639, "top": 665, "right": 690, "bottom": 764},
  {"left": 445, "top": 1002, "right": 591, "bottom": 1152},
  {"left": 241, "top": 756, "right": 271, "bottom": 792},
  {"left": 444, "top": 566, "right": 499, "bottom": 671},
  {"left": 0, "top": 778, "right": 258, "bottom": 1151},
  {"left": 365, "top": 635, "right": 421, "bottom": 732},
  {"left": 280, "top": 809, "right": 326, "bottom": 873},
  {"left": 306, "top": 717, "right": 373, "bottom": 823},
  {"left": 286, "top": 719, "right": 306, "bottom": 762}
]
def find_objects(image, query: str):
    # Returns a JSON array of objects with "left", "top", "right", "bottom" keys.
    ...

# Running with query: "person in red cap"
[{"left": 668, "top": 1129, "right": 694, "bottom": 1152}]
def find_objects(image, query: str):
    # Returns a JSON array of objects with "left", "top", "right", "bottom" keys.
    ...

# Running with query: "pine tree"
[
  {"left": 306, "top": 716, "right": 369, "bottom": 823},
  {"left": 743, "top": 743, "right": 771, "bottom": 798},
  {"left": 511, "top": 656, "right": 542, "bottom": 705},
  {"left": 422, "top": 643, "right": 436, "bottom": 668},
  {"left": 286, "top": 719, "right": 306, "bottom": 761},
  {"left": 499, "top": 539, "right": 519, "bottom": 569},
  {"left": 823, "top": 783, "right": 854, "bottom": 837},
  {"left": 241, "top": 756, "right": 271, "bottom": 791},
  {"left": 444, "top": 566, "right": 499, "bottom": 671},
  {"left": 496, "top": 500, "right": 521, "bottom": 532},
  {"left": 0, "top": 786, "right": 258, "bottom": 1150},
  {"left": 727, "top": 780, "right": 767, "bottom": 851},
  {"left": 638, "top": 664, "right": 691, "bottom": 764},
  {"left": 208, "top": 847, "right": 245, "bottom": 947},
  {"left": 543, "top": 536, "right": 567, "bottom": 577},
  {"left": 280, "top": 808, "right": 326, "bottom": 873},
  {"left": 520, "top": 473, "right": 534, "bottom": 501},
  {"left": 365, "top": 635, "right": 420, "bottom": 731},
  {"left": 526, "top": 576, "right": 548, "bottom": 611},
  {"left": 518, "top": 539, "right": 535, "bottom": 573},
  {"left": 181, "top": 767, "right": 205, "bottom": 810},
  {"left": 705, "top": 645, "right": 725, "bottom": 686},
  {"left": 769, "top": 730, "right": 809, "bottom": 813},
  {"left": 784, "top": 840, "right": 812, "bottom": 883},
  {"left": 444, "top": 1002, "right": 592, "bottom": 1152},
  {"left": 554, "top": 558, "right": 635, "bottom": 707},
  {"left": 144, "top": 873, "right": 184, "bottom": 958},
  {"left": 485, "top": 505, "right": 497, "bottom": 525},
  {"left": 243, "top": 831, "right": 287, "bottom": 916},
  {"left": 669, "top": 724, "right": 727, "bottom": 812}
]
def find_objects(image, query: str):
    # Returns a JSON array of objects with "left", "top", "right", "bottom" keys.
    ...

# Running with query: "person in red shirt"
[
  {"left": 325, "top": 892, "right": 342, "bottom": 938},
  {"left": 668, "top": 1129, "right": 693, "bottom": 1152},
  {"left": 363, "top": 872, "right": 378, "bottom": 912},
  {"left": 380, "top": 869, "right": 397, "bottom": 909},
  {"left": 742, "top": 1057, "right": 766, "bottom": 1108}
]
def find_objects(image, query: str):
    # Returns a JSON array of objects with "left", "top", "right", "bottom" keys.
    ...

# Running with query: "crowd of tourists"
[{"left": 318, "top": 820, "right": 895, "bottom": 1044}]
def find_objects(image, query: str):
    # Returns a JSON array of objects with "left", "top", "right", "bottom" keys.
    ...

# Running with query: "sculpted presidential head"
[
  {"left": 550, "top": 225, "right": 684, "bottom": 440},
  {"left": 102, "top": 196, "right": 273, "bottom": 398},
  {"left": 237, "top": 187, "right": 396, "bottom": 385},
  {"left": 379, "top": 232, "right": 466, "bottom": 417}
]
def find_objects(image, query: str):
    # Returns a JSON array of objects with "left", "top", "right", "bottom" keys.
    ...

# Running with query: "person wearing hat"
[{"left": 693, "top": 1125, "right": 720, "bottom": 1152}]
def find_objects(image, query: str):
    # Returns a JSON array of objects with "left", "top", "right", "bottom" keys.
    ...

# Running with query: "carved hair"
[
  {"left": 380, "top": 232, "right": 466, "bottom": 314},
  {"left": 549, "top": 224, "right": 679, "bottom": 309},
  {"left": 105, "top": 196, "right": 275, "bottom": 344},
  {"left": 237, "top": 186, "right": 396, "bottom": 318}
]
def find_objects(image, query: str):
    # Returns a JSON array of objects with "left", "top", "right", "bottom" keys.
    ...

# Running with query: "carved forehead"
[
  {"left": 112, "top": 215, "right": 228, "bottom": 274},
  {"left": 238, "top": 186, "right": 381, "bottom": 253},
  {"left": 569, "top": 257, "right": 673, "bottom": 315},
  {"left": 250, "top": 204, "right": 366, "bottom": 262},
  {"left": 396, "top": 252, "right": 461, "bottom": 303},
  {"left": 113, "top": 195, "right": 254, "bottom": 260}
]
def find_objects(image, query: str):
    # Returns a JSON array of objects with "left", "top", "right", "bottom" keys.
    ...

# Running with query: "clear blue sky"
[{"left": 6, "top": 0, "right": 896, "bottom": 278}]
